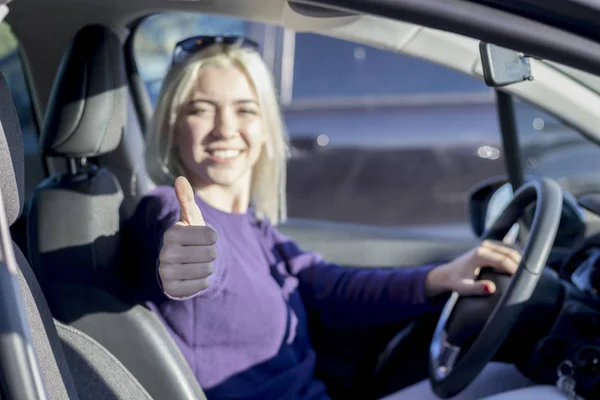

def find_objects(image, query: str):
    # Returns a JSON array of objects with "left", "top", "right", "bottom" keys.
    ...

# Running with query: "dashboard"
[
  {"left": 559, "top": 190, "right": 600, "bottom": 293},
  {"left": 499, "top": 190, "right": 600, "bottom": 399},
  {"left": 568, "top": 245, "right": 600, "bottom": 298}
]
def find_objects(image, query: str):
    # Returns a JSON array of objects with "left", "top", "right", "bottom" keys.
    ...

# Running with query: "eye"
[
  {"left": 239, "top": 108, "right": 258, "bottom": 116},
  {"left": 189, "top": 108, "right": 205, "bottom": 115},
  {"left": 187, "top": 106, "right": 213, "bottom": 116}
]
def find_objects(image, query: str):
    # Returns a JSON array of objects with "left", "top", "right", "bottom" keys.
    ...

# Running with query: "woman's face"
[{"left": 175, "top": 65, "right": 265, "bottom": 191}]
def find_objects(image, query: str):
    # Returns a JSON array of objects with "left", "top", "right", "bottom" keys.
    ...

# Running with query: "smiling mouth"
[{"left": 205, "top": 149, "right": 243, "bottom": 162}]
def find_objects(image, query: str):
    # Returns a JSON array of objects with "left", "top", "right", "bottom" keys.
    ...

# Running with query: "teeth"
[{"left": 209, "top": 150, "right": 241, "bottom": 159}]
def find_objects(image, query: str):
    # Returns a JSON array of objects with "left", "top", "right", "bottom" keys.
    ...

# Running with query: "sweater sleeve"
[
  {"left": 123, "top": 187, "right": 179, "bottom": 304},
  {"left": 268, "top": 225, "right": 447, "bottom": 329}
]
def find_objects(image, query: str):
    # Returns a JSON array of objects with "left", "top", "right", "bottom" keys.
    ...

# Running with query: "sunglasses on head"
[{"left": 171, "top": 35, "right": 260, "bottom": 65}]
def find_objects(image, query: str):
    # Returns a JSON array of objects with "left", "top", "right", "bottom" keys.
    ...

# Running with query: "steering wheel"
[{"left": 429, "top": 178, "right": 563, "bottom": 398}]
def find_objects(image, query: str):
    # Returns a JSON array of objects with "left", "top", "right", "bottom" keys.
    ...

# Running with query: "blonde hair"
[{"left": 145, "top": 43, "right": 289, "bottom": 224}]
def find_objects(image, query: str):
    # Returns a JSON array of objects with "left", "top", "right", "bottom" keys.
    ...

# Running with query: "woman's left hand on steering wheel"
[{"left": 425, "top": 241, "right": 522, "bottom": 297}]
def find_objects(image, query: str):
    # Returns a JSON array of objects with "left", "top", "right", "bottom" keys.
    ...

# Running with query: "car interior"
[{"left": 3, "top": 0, "right": 600, "bottom": 399}]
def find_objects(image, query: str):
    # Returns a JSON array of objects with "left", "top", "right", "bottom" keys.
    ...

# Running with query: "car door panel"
[{"left": 279, "top": 219, "right": 478, "bottom": 268}]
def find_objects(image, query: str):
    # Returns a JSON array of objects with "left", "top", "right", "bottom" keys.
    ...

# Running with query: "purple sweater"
[{"left": 124, "top": 186, "right": 443, "bottom": 399}]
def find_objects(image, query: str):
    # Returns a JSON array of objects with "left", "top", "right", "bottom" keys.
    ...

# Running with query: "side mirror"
[
  {"left": 469, "top": 177, "right": 585, "bottom": 247},
  {"left": 468, "top": 176, "right": 519, "bottom": 240}
]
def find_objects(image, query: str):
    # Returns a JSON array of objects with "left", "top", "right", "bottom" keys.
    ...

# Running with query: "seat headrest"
[
  {"left": 0, "top": 72, "right": 24, "bottom": 226},
  {"left": 40, "top": 24, "right": 127, "bottom": 159}
]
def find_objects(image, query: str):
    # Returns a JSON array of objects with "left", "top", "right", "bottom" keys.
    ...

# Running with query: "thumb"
[
  {"left": 174, "top": 176, "right": 205, "bottom": 226},
  {"left": 456, "top": 279, "right": 496, "bottom": 296}
]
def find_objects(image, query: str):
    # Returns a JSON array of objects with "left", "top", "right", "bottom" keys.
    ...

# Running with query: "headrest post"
[
  {"left": 66, "top": 157, "right": 91, "bottom": 175},
  {"left": 66, "top": 158, "right": 78, "bottom": 175}
]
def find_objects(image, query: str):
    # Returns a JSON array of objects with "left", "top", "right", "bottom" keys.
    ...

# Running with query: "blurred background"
[{"left": 2, "top": 13, "right": 599, "bottom": 238}]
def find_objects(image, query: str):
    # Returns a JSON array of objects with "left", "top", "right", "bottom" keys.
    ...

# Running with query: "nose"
[{"left": 212, "top": 108, "right": 237, "bottom": 139}]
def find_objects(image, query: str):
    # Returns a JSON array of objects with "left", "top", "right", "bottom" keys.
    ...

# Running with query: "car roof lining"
[
  {"left": 465, "top": 0, "right": 600, "bottom": 43},
  {"left": 6, "top": 0, "right": 600, "bottom": 145}
]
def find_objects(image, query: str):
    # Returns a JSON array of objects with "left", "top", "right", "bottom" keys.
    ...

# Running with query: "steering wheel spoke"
[{"left": 431, "top": 293, "right": 462, "bottom": 380}]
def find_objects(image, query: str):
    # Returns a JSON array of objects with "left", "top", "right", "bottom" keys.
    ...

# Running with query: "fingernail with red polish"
[{"left": 483, "top": 282, "right": 494, "bottom": 294}]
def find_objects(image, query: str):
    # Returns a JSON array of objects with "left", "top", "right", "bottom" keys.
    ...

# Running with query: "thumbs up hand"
[{"left": 158, "top": 176, "right": 217, "bottom": 299}]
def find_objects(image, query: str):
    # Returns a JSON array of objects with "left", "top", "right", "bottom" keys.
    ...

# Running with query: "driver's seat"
[
  {"left": 25, "top": 24, "right": 206, "bottom": 400},
  {"left": 0, "top": 69, "right": 153, "bottom": 399}
]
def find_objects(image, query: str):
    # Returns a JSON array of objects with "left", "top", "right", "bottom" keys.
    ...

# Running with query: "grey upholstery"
[
  {"left": 28, "top": 168, "right": 124, "bottom": 286},
  {"left": 28, "top": 24, "right": 127, "bottom": 286},
  {"left": 48, "top": 285, "right": 206, "bottom": 400},
  {"left": 17, "top": 244, "right": 153, "bottom": 400},
  {"left": 56, "top": 321, "right": 152, "bottom": 400},
  {"left": 27, "top": 24, "right": 206, "bottom": 400},
  {"left": 16, "top": 243, "right": 155, "bottom": 400},
  {"left": 97, "top": 92, "right": 156, "bottom": 216},
  {"left": 1, "top": 70, "right": 151, "bottom": 399},
  {"left": 40, "top": 25, "right": 126, "bottom": 158},
  {"left": 0, "top": 70, "right": 76, "bottom": 398},
  {"left": 0, "top": 71, "right": 24, "bottom": 226},
  {"left": 13, "top": 243, "right": 79, "bottom": 399}
]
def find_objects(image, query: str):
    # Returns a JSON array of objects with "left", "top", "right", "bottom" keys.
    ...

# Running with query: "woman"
[{"left": 125, "top": 35, "right": 568, "bottom": 400}]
